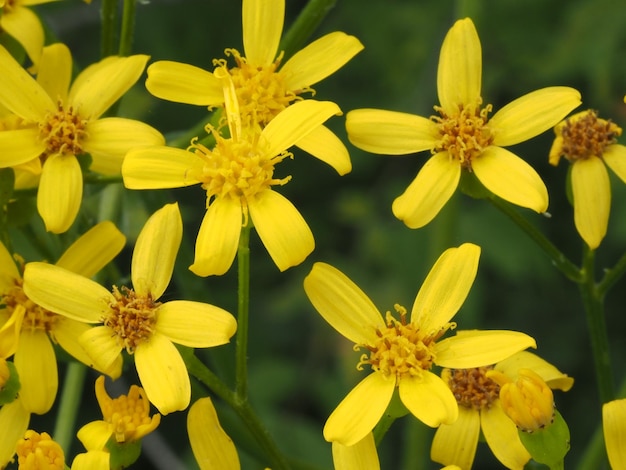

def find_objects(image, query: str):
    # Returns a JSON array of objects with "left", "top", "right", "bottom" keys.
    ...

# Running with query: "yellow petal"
[
  {"left": 472, "top": 146, "right": 549, "bottom": 213},
  {"left": 431, "top": 407, "right": 480, "bottom": 469},
  {"left": 0, "top": 7, "right": 44, "bottom": 66},
  {"left": 248, "top": 190, "right": 313, "bottom": 271},
  {"left": 603, "top": 399, "right": 626, "bottom": 470},
  {"left": 0, "top": 128, "right": 47, "bottom": 166},
  {"left": 242, "top": 0, "right": 283, "bottom": 65},
  {"left": 155, "top": 301, "right": 236, "bottom": 347},
  {"left": 56, "top": 221, "right": 125, "bottom": 278},
  {"left": 15, "top": 331, "right": 58, "bottom": 413},
  {"left": 332, "top": 432, "right": 380, "bottom": 470},
  {"left": 83, "top": 118, "right": 165, "bottom": 175},
  {"left": 132, "top": 203, "right": 182, "bottom": 299},
  {"left": 0, "top": 44, "right": 53, "bottom": 120},
  {"left": 295, "top": 124, "right": 352, "bottom": 175},
  {"left": 324, "top": 372, "right": 395, "bottom": 446},
  {"left": 123, "top": 146, "right": 203, "bottom": 189},
  {"left": 437, "top": 18, "right": 482, "bottom": 114},
  {"left": 0, "top": 305, "right": 23, "bottom": 358},
  {"left": 282, "top": 32, "right": 364, "bottom": 90},
  {"left": 54, "top": 318, "right": 117, "bottom": 375},
  {"left": 37, "top": 154, "right": 83, "bottom": 233},
  {"left": 261, "top": 100, "right": 341, "bottom": 158},
  {"left": 145, "top": 61, "right": 223, "bottom": 105},
  {"left": 481, "top": 404, "right": 531, "bottom": 469},
  {"left": 76, "top": 421, "right": 112, "bottom": 451},
  {"left": 435, "top": 330, "right": 537, "bottom": 369},
  {"left": 0, "top": 399, "right": 30, "bottom": 469},
  {"left": 36, "top": 43, "right": 71, "bottom": 102},
  {"left": 392, "top": 152, "right": 460, "bottom": 229},
  {"left": 189, "top": 198, "right": 241, "bottom": 277},
  {"left": 135, "top": 333, "right": 190, "bottom": 415},
  {"left": 603, "top": 144, "right": 626, "bottom": 183},
  {"left": 496, "top": 351, "right": 574, "bottom": 392},
  {"left": 0, "top": 241, "right": 20, "bottom": 291},
  {"left": 345, "top": 109, "right": 439, "bottom": 155},
  {"left": 23, "top": 262, "right": 112, "bottom": 323},
  {"left": 79, "top": 326, "right": 123, "bottom": 379},
  {"left": 490, "top": 87, "right": 582, "bottom": 147},
  {"left": 571, "top": 157, "right": 610, "bottom": 250},
  {"left": 188, "top": 397, "right": 240, "bottom": 470},
  {"left": 398, "top": 371, "right": 458, "bottom": 427},
  {"left": 411, "top": 243, "right": 480, "bottom": 333},
  {"left": 70, "top": 451, "right": 110, "bottom": 470},
  {"left": 69, "top": 54, "right": 149, "bottom": 120}
]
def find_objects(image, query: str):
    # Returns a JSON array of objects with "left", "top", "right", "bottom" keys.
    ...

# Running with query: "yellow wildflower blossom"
[
  {"left": 15, "top": 430, "right": 64, "bottom": 470},
  {"left": 346, "top": 18, "right": 581, "bottom": 229},
  {"left": 304, "top": 243, "right": 536, "bottom": 446},
  {"left": 549, "top": 110, "right": 626, "bottom": 249},
  {"left": 603, "top": 398, "right": 626, "bottom": 469},
  {"left": 0, "top": 43, "right": 164, "bottom": 233},
  {"left": 23, "top": 203, "right": 237, "bottom": 414}
]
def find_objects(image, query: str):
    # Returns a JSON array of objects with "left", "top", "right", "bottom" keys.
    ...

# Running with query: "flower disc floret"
[
  {"left": 16, "top": 431, "right": 65, "bottom": 470},
  {"left": 443, "top": 366, "right": 500, "bottom": 410},
  {"left": 2, "top": 278, "right": 57, "bottom": 333},
  {"left": 39, "top": 102, "right": 88, "bottom": 158}
]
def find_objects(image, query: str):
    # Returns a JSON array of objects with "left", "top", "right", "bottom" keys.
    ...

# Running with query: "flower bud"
[{"left": 498, "top": 368, "right": 554, "bottom": 432}]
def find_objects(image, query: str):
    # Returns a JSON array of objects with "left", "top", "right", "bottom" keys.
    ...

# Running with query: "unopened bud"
[{"left": 498, "top": 368, "right": 554, "bottom": 432}]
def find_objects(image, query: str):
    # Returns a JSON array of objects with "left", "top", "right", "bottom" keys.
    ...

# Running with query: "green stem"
[
  {"left": 100, "top": 0, "right": 118, "bottom": 58},
  {"left": 372, "top": 414, "right": 395, "bottom": 446},
  {"left": 598, "top": 250, "right": 626, "bottom": 297},
  {"left": 235, "top": 224, "right": 251, "bottom": 401},
  {"left": 53, "top": 362, "right": 87, "bottom": 453},
  {"left": 279, "top": 0, "right": 337, "bottom": 61},
  {"left": 118, "top": 0, "right": 137, "bottom": 56}
]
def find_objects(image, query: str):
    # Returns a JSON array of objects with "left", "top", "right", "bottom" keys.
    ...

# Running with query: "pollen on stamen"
[
  {"left": 558, "top": 110, "right": 621, "bottom": 163},
  {"left": 39, "top": 101, "right": 88, "bottom": 158},
  {"left": 443, "top": 366, "right": 501, "bottom": 411}
]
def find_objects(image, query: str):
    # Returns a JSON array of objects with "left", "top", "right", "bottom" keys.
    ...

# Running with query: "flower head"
[
  {"left": 23, "top": 203, "right": 238, "bottom": 414},
  {"left": 0, "top": 43, "right": 164, "bottom": 232},
  {"left": 15, "top": 430, "right": 64, "bottom": 470},
  {"left": 304, "top": 243, "right": 536, "bottom": 446},
  {"left": 346, "top": 17, "right": 581, "bottom": 229},
  {"left": 549, "top": 109, "right": 626, "bottom": 249},
  {"left": 603, "top": 398, "right": 626, "bottom": 470}
]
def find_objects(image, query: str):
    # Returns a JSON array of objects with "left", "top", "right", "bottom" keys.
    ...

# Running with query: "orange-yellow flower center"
[
  {"left": 357, "top": 304, "right": 453, "bottom": 382},
  {"left": 555, "top": 110, "right": 621, "bottom": 163},
  {"left": 39, "top": 101, "right": 87, "bottom": 158},
  {"left": 443, "top": 366, "right": 500, "bottom": 410},
  {"left": 16, "top": 430, "right": 65, "bottom": 470},
  {"left": 2, "top": 277, "right": 57, "bottom": 333},
  {"left": 105, "top": 286, "right": 159, "bottom": 354},
  {"left": 432, "top": 102, "right": 495, "bottom": 169}
]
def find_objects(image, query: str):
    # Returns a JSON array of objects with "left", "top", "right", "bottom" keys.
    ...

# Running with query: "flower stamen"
[
  {"left": 39, "top": 101, "right": 88, "bottom": 158},
  {"left": 444, "top": 366, "right": 501, "bottom": 410}
]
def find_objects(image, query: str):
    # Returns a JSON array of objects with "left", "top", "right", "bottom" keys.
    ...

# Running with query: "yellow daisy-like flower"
[
  {"left": 0, "top": 43, "right": 164, "bottom": 233},
  {"left": 15, "top": 430, "right": 65, "bottom": 470},
  {"left": 603, "top": 398, "right": 626, "bottom": 469},
  {"left": 345, "top": 17, "right": 581, "bottom": 229},
  {"left": 0, "top": 221, "right": 125, "bottom": 414},
  {"left": 431, "top": 350, "right": 573, "bottom": 470},
  {"left": 548, "top": 110, "right": 626, "bottom": 249},
  {"left": 123, "top": 71, "right": 342, "bottom": 276},
  {"left": 145, "top": 0, "right": 362, "bottom": 175},
  {"left": 22, "top": 203, "right": 238, "bottom": 414},
  {"left": 303, "top": 243, "right": 537, "bottom": 446}
]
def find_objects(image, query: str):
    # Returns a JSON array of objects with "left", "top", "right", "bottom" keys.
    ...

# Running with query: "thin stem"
[
  {"left": 53, "top": 362, "right": 87, "bottom": 453},
  {"left": 372, "top": 414, "right": 396, "bottom": 446},
  {"left": 118, "top": 0, "right": 137, "bottom": 56},
  {"left": 100, "top": 0, "right": 118, "bottom": 58},
  {"left": 598, "top": 250, "right": 626, "bottom": 297},
  {"left": 235, "top": 224, "right": 251, "bottom": 401},
  {"left": 279, "top": 0, "right": 337, "bottom": 61}
]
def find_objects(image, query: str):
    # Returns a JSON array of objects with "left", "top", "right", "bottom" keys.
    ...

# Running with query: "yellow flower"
[
  {"left": 22, "top": 203, "right": 238, "bottom": 414},
  {"left": 431, "top": 351, "right": 573, "bottom": 470},
  {"left": 0, "top": 399, "right": 30, "bottom": 468},
  {"left": 548, "top": 110, "right": 626, "bottom": 249},
  {"left": 345, "top": 18, "right": 581, "bottom": 229},
  {"left": 303, "top": 243, "right": 536, "bottom": 446},
  {"left": 603, "top": 398, "right": 626, "bottom": 469},
  {"left": 15, "top": 430, "right": 64, "bottom": 470},
  {"left": 187, "top": 397, "right": 240, "bottom": 470},
  {"left": 123, "top": 73, "right": 342, "bottom": 276},
  {"left": 0, "top": 221, "right": 126, "bottom": 414},
  {"left": 77, "top": 376, "right": 160, "bottom": 450},
  {"left": 145, "top": 0, "right": 362, "bottom": 175},
  {"left": 0, "top": 43, "right": 164, "bottom": 233}
]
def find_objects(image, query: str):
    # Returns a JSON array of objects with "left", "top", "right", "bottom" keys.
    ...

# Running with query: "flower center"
[
  {"left": 432, "top": 102, "right": 495, "bottom": 169},
  {"left": 39, "top": 101, "right": 88, "bottom": 158},
  {"left": 357, "top": 304, "right": 453, "bottom": 381},
  {"left": 559, "top": 110, "right": 621, "bottom": 162},
  {"left": 16, "top": 430, "right": 65, "bottom": 470},
  {"left": 105, "top": 286, "right": 159, "bottom": 353},
  {"left": 215, "top": 49, "right": 304, "bottom": 128},
  {"left": 443, "top": 366, "right": 501, "bottom": 410},
  {"left": 2, "top": 278, "right": 57, "bottom": 333}
]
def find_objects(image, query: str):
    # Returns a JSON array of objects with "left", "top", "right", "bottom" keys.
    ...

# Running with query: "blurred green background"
[{"left": 8, "top": 0, "right": 626, "bottom": 468}]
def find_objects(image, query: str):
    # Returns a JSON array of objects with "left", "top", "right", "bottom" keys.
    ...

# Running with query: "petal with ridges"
[
  {"left": 36, "top": 43, "right": 71, "bottom": 102},
  {"left": 603, "top": 399, "right": 626, "bottom": 470},
  {"left": 603, "top": 144, "right": 626, "bottom": 183},
  {"left": 14, "top": 331, "right": 57, "bottom": 414},
  {"left": 242, "top": 0, "right": 283, "bottom": 65},
  {"left": 145, "top": 61, "right": 223, "bottom": 106},
  {"left": 282, "top": 32, "right": 364, "bottom": 90},
  {"left": 0, "top": 399, "right": 30, "bottom": 469},
  {"left": 80, "top": 326, "right": 123, "bottom": 379},
  {"left": 304, "top": 262, "right": 384, "bottom": 345},
  {"left": 431, "top": 407, "right": 480, "bottom": 469},
  {"left": 332, "top": 432, "right": 380, "bottom": 470},
  {"left": 411, "top": 243, "right": 480, "bottom": 332},
  {"left": 496, "top": 351, "right": 574, "bottom": 391},
  {"left": 473, "top": 146, "right": 549, "bottom": 213},
  {"left": 155, "top": 301, "right": 236, "bottom": 347},
  {"left": 135, "top": 333, "right": 190, "bottom": 415},
  {"left": 435, "top": 330, "right": 537, "bottom": 369},
  {"left": 123, "top": 146, "right": 203, "bottom": 189},
  {"left": 482, "top": 404, "right": 531, "bottom": 469},
  {"left": 0, "top": 128, "right": 46, "bottom": 167},
  {"left": 324, "top": 372, "right": 395, "bottom": 446},
  {"left": 190, "top": 198, "right": 241, "bottom": 277},
  {"left": 399, "top": 371, "right": 458, "bottom": 427},
  {"left": 132, "top": 203, "right": 182, "bottom": 299},
  {"left": 346, "top": 109, "right": 439, "bottom": 155},
  {"left": 490, "top": 87, "right": 582, "bottom": 147},
  {"left": 0, "top": 7, "right": 44, "bottom": 66},
  {"left": 437, "top": 18, "right": 482, "bottom": 115},
  {"left": 392, "top": 152, "right": 460, "bottom": 229},
  {"left": 249, "top": 190, "right": 313, "bottom": 271},
  {"left": 295, "top": 124, "right": 352, "bottom": 175},
  {"left": 571, "top": 157, "right": 610, "bottom": 250}
]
